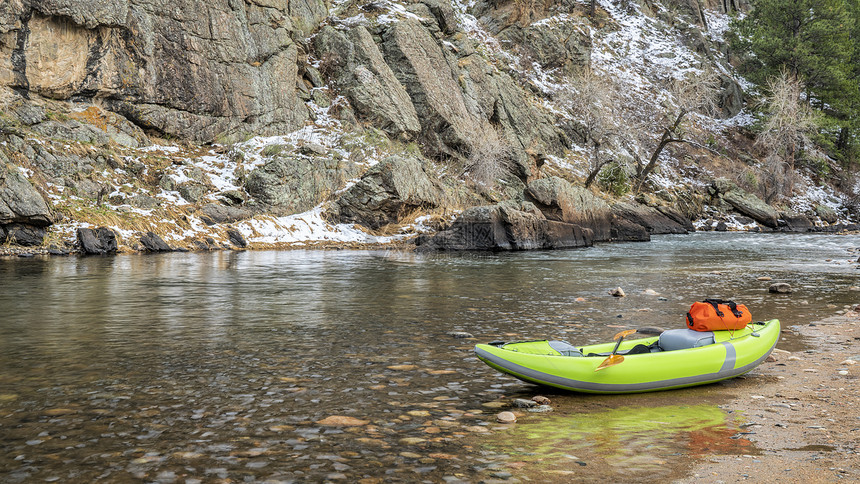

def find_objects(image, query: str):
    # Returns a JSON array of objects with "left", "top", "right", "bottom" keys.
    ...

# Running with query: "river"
[{"left": 1, "top": 233, "right": 858, "bottom": 482}]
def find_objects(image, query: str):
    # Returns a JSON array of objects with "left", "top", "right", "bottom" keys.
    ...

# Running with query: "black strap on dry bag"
[{"left": 703, "top": 298, "right": 743, "bottom": 318}]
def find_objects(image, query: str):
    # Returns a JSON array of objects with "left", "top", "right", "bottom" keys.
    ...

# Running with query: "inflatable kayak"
[{"left": 474, "top": 319, "right": 780, "bottom": 394}]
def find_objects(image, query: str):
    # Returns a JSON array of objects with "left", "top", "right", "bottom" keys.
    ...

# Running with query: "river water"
[{"left": 1, "top": 233, "right": 858, "bottom": 482}]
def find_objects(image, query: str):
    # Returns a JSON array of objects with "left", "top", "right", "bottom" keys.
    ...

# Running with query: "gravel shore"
[{"left": 680, "top": 310, "right": 860, "bottom": 483}]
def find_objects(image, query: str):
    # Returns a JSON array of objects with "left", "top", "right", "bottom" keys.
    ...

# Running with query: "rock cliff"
[
  {"left": 1, "top": 0, "right": 313, "bottom": 142},
  {"left": 0, "top": 0, "right": 856, "bottom": 253}
]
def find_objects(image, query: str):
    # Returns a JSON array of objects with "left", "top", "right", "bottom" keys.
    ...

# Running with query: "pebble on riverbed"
[
  {"left": 609, "top": 287, "right": 626, "bottom": 297},
  {"left": 317, "top": 416, "right": 369, "bottom": 426},
  {"left": 496, "top": 411, "right": 516, "bottom": 424},
  {"left": 447, "top": 331, "right": 474, "bottom": 339},
  {"left": 527, "top": 405, "right": 554, "bottom": 413},
  {"left": 768, "top": 283, "right": 792, "bottom": 294},
  {"left": 511, "top": 398, "right": 537, "bottom": 408}
]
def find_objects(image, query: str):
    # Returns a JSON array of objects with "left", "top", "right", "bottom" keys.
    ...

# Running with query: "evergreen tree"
[
  {"left": 732, "top": 0, "right": 853, "bottom": 102},
  {"left": 730, "top": 0, "right": 857, "bottom": 163}
]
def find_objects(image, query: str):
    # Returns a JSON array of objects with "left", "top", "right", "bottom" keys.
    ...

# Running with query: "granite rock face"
[
  {"left": 314, "top": 26, "right": 421, "bottom": 139},
  {"left": 1, "top": 0, "right": 314, "bottom": 142},
  {"left": 525, "top": 176, "right": 613, "bottom": 241}
]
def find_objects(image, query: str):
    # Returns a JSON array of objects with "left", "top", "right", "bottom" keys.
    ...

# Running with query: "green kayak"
[{"left": 475, "top": 319, "right": 780, "bottom": 394}]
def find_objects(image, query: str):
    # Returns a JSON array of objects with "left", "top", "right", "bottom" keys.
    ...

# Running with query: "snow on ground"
[
  {"left": 789, "top": 174, "right": 850, "bottom": 217},
  {"left": 236, "top": 206, "right": 411, "bottom": 246},
  {"left": 592, "top": 0, "right": 704, "bottom": 91}
]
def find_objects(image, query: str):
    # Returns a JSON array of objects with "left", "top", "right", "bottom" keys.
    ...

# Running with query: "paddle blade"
[
  {"left": 595, "top": 354, "right": 624, "bottom": 371},
  {"left": 613, "top": 329, "right": 637, "bottom": 340}
]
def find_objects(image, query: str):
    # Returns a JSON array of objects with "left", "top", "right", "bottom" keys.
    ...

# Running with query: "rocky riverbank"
[{"left": 680, "top": 310, "right": 860, "bottom": 483}]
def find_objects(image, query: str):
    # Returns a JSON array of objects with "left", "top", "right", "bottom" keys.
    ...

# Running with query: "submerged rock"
[
  {"left": 768, "top": 283, "right": 792, "bottom": 294},
  {"left": 317, "top": 416, "right": 369, "bottom": 427},
  {"left": 496, "top": 411, "right": 516, "bottom": 424}
]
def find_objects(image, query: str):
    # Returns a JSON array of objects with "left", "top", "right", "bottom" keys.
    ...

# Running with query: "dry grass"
[{"left": 463, "top": 125, "right": 516, "bottom": 194}]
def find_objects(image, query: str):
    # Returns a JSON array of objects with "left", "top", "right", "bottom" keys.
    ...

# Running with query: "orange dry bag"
[{"left": 686, "top": 299, "right": 751, "bottom": 332}]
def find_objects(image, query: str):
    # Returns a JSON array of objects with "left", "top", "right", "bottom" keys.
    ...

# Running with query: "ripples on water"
[{"left": 0, "top": 233, "right": 857, "bottom": 482}]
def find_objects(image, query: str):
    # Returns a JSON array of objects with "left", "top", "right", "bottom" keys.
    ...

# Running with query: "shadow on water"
[{"left": 0, "top": 233, "right": 857, "bottom": 482}]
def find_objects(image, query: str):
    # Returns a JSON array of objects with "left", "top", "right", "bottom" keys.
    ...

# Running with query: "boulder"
[
  {"left": 226, "top": 228, "right": 247, "bottom": 248},
  {"left": 778, "top": 212, "right": 814, "bottom": 232},
  {"left": 178, "top": 182, "right": 209, "bottom": 204},
  {"left": 139, "top": 231, "right": 172, "bottom": 252},
  {"left": 416, "top": 200, "right": 593, "bottom": 251},
  {"left": 610, "top": 217, "right": 650, "bottom": 242},
  {"left": 769, "top": 283, "right": 792, "bottom": 294},
  {"left": 77, "top": 227, "right": 117, "bottom": 255},
  {"left": 815, "top": 205, "right": 839, "bottom": 224},
  {"left": 3, "top": 223, "right": 46, "bottom": 246},
  {"left": 611, "top": 202, "right": 689, "bottom": 234},
  {"left": 331, "top": 156, "right": 443, "bottom": 229},
  {"left": 525, "top": 177, "right": 613, "bottom": 241},
  {"left": 197, "top": 203, "right": 253, "bottom": 226},
  {"left": 245, "top": 154, "right": 357, "bottom": 214},
  {"left": 656, "top": 205, "right": 695, "bottom": 232},
  {"left": 0, "top": 163, "right": 53, "bottom": 227},
  {"left": 128, "top": 194, "right": 160, "bottom": 210},
  {"left": 712, "top": 179, "right": 779, "bottom": 228}
]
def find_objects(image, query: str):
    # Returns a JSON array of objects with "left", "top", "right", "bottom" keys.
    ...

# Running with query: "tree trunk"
[{"left": 635, "top": 110, "right": 687, "bottom": 192}]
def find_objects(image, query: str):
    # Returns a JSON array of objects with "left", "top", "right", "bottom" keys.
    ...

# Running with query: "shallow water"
[{"left": 1, "top": 233, "right": 857, "bottom": 482}]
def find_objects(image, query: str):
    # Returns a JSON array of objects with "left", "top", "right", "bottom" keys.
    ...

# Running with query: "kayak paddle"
[{"left": 595, "top": 329, "right": 637, "bottom": 371}]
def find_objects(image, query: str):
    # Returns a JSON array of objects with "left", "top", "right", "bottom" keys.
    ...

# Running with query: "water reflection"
[
  {"left": 0, "top": 233, "right": 857, "bottom": 481},
  {"left": 481, "top": 404, "right": 753, "bottom": 481}
]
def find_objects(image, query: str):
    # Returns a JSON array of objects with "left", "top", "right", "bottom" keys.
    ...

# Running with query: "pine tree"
[{"left": 730, "top": 0, "right": 857, "bottom": 163}]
